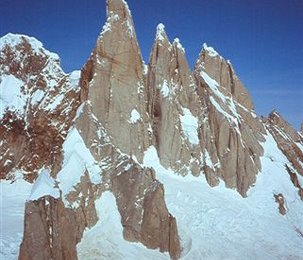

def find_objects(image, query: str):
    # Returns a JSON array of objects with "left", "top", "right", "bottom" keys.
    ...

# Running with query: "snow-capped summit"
[{"left": 202, "top": 42, "right": 219, "bottom": 57}]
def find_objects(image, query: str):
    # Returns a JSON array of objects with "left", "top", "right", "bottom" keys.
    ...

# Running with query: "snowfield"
[
  {"left": 1, "top": 131, "right": 303, "bottom": 260},
  {"left": 0, "top": 174, "right": 32, "bottom": 260},
  {"left": 143, "top": 132, "right": 303, "bottom": 259}
]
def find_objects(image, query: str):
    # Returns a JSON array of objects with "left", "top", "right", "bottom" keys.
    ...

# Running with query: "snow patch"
[
  {"left": 68, "top": 70, "right": 81, "bottom": 90},
  {"left": 0, "top": 174, "right": 33, "bottom": 259},
  {"left": 180, "top": 108, "right": 199, "bottom": 145},
  {"left": 31, "top": 89, "right": 45, "bottom": 105},
  {"left": 143, "top": 138, "right": 303, "bottom": 259},
  {"left": 156, "top": 23, "right": 166, "bottom": 41},
  {"left": 0, "top": 75, "right": 25, "bottom": 118},
  {"left": 57, "top": 128, "right": 102, "bottom": 199},
  {"left": 129, "top": 109, "right": 141, "bottom": 124},
  {"left": 160, "top": 80, "right": 170, "bottom": 98},
  {"left": 28, "top": 169, "right": 60, "bottom": 201}
]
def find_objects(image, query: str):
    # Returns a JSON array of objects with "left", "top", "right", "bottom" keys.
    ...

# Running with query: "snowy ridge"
[
  {"left": 0, "top": 33, "right": 60, "bottom": 61},
  {"left": 173, "top": 38, "right": 185, "bottom": 53}
]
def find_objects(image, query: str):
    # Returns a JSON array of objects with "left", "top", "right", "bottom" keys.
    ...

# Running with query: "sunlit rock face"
[{"left": 194, "top": 44, "right": 265, "bottom": 196}]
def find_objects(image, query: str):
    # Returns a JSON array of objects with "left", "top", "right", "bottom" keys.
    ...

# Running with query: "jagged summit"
[
  {"left": 155, "top": 23, "right": 169, "bottom": 42},
  {"left": 107, "top": 0, "right": 131, "bottom": 17},
  {"left": 202, "top": 42, "right": 219, "bottom": 57},
  {"left": 172, "top": 38, "right": 185, "bottom": 53}
]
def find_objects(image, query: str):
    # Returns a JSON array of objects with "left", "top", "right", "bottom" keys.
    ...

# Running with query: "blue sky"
[{"left": 1, "top": 0, "right": 302, "bottom": 128}]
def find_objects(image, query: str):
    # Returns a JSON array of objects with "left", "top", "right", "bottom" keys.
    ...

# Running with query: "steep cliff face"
[
  {"left": 194, "top": 45, "right": 266, "bottom": 196},
  {"left": 265, "top": 111, "right": 303, "bottom": 199},
  {"left": 80, "top": 0, "right": 151, "bottom": 163},
  {"left": 266, "top": 111, "right": 303, "bottom": 176},
  {"left": 147, "top": 24, "right": 202, "bottom": 176},
  {"left": 0, "top": 34, "right": 81, "bottom": 181}
]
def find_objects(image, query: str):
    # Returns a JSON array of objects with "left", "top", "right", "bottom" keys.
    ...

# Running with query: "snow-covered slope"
[
  {"left": 0, "top": 174, "right": 32, "bottom": 259},
  {"left": 143, "top": 132, "right": 303, "bottom": 259}
]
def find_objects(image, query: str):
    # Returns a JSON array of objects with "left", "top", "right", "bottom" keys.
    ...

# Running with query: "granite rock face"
[
  {"left": 147, "top": 24, "right": 202, "bottom": 176},
  {"left": 265, "top": 111, "right": 303, "bottom": 200},
  {"left": 194, "top": 44, "right": 266, "bottom": 196},
  {"left": 80, "top": 0, "right": 151, "bottom": 163}
]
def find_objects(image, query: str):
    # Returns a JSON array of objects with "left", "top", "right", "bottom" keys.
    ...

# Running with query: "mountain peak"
[
  {"left": 155, "top": 23, "right": 169, "bottom": 42},
  {"left": 172, "top": 38, "right": 185, "bottom": 52},
  {"left": 107, "top": 0, "right": 131, "bottom": 18},
  {"left": 202, "top": 42, "right": 219, "bottom": 57}
]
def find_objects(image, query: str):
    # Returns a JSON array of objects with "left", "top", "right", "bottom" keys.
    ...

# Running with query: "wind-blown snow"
[
  {"left": 129, "top": 109, "right": 141, "bottom": 124},
  {"left": 0, "top": 75, "right": 25, "bottom": 118},
  {"left": 77, "top": 191, "right": 168, "bottom": 260},
  {"left": 0, "top": 173, "right": 32, "bottom": 260},
  {"left": 28, "top": 169, "right": 60, "bottom": 201},
  {"left": 57, "top": 128, "right": 102, "bottom": 201},
  {"left": 180, "top": 108, "right": 199, "bottom": 145},
  {"left": 143, "top": 139, "right": 303, "bottom": 259}
]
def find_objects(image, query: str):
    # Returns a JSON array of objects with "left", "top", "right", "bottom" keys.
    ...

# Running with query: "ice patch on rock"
[
  {"left": 28, "top": 169, "right": 60, "bottom": 201},
  {"left": 129, "top": 109, "right": 141, "bottom": 124},
  {"left": 180, "top": 108, "right": 199, "bottom": 145}
]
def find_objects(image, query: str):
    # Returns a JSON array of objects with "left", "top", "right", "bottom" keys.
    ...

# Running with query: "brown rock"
[
  {"left": 266, "top": 111, "right": 303, "bottom": 176},
  {"left": 19, "top": 196, "right": 79, "bottom": 260},
  {"left": 194, "top": 44, "right": 265, "bottom": 196},
  {"left": 147, "top": 24, "right": 202, "bottom": 176},
  {"left": 274, "top": 193, "right": 287, "bottom": 215},
  {"left": 0, "top": 34, "right": 81, "bottom": 180},
  {"left": 80, "top": 0, "right": 150, "bottom": 162},
  {"left": 110, "top": 160, "right": 181, "bottom": 259}
]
